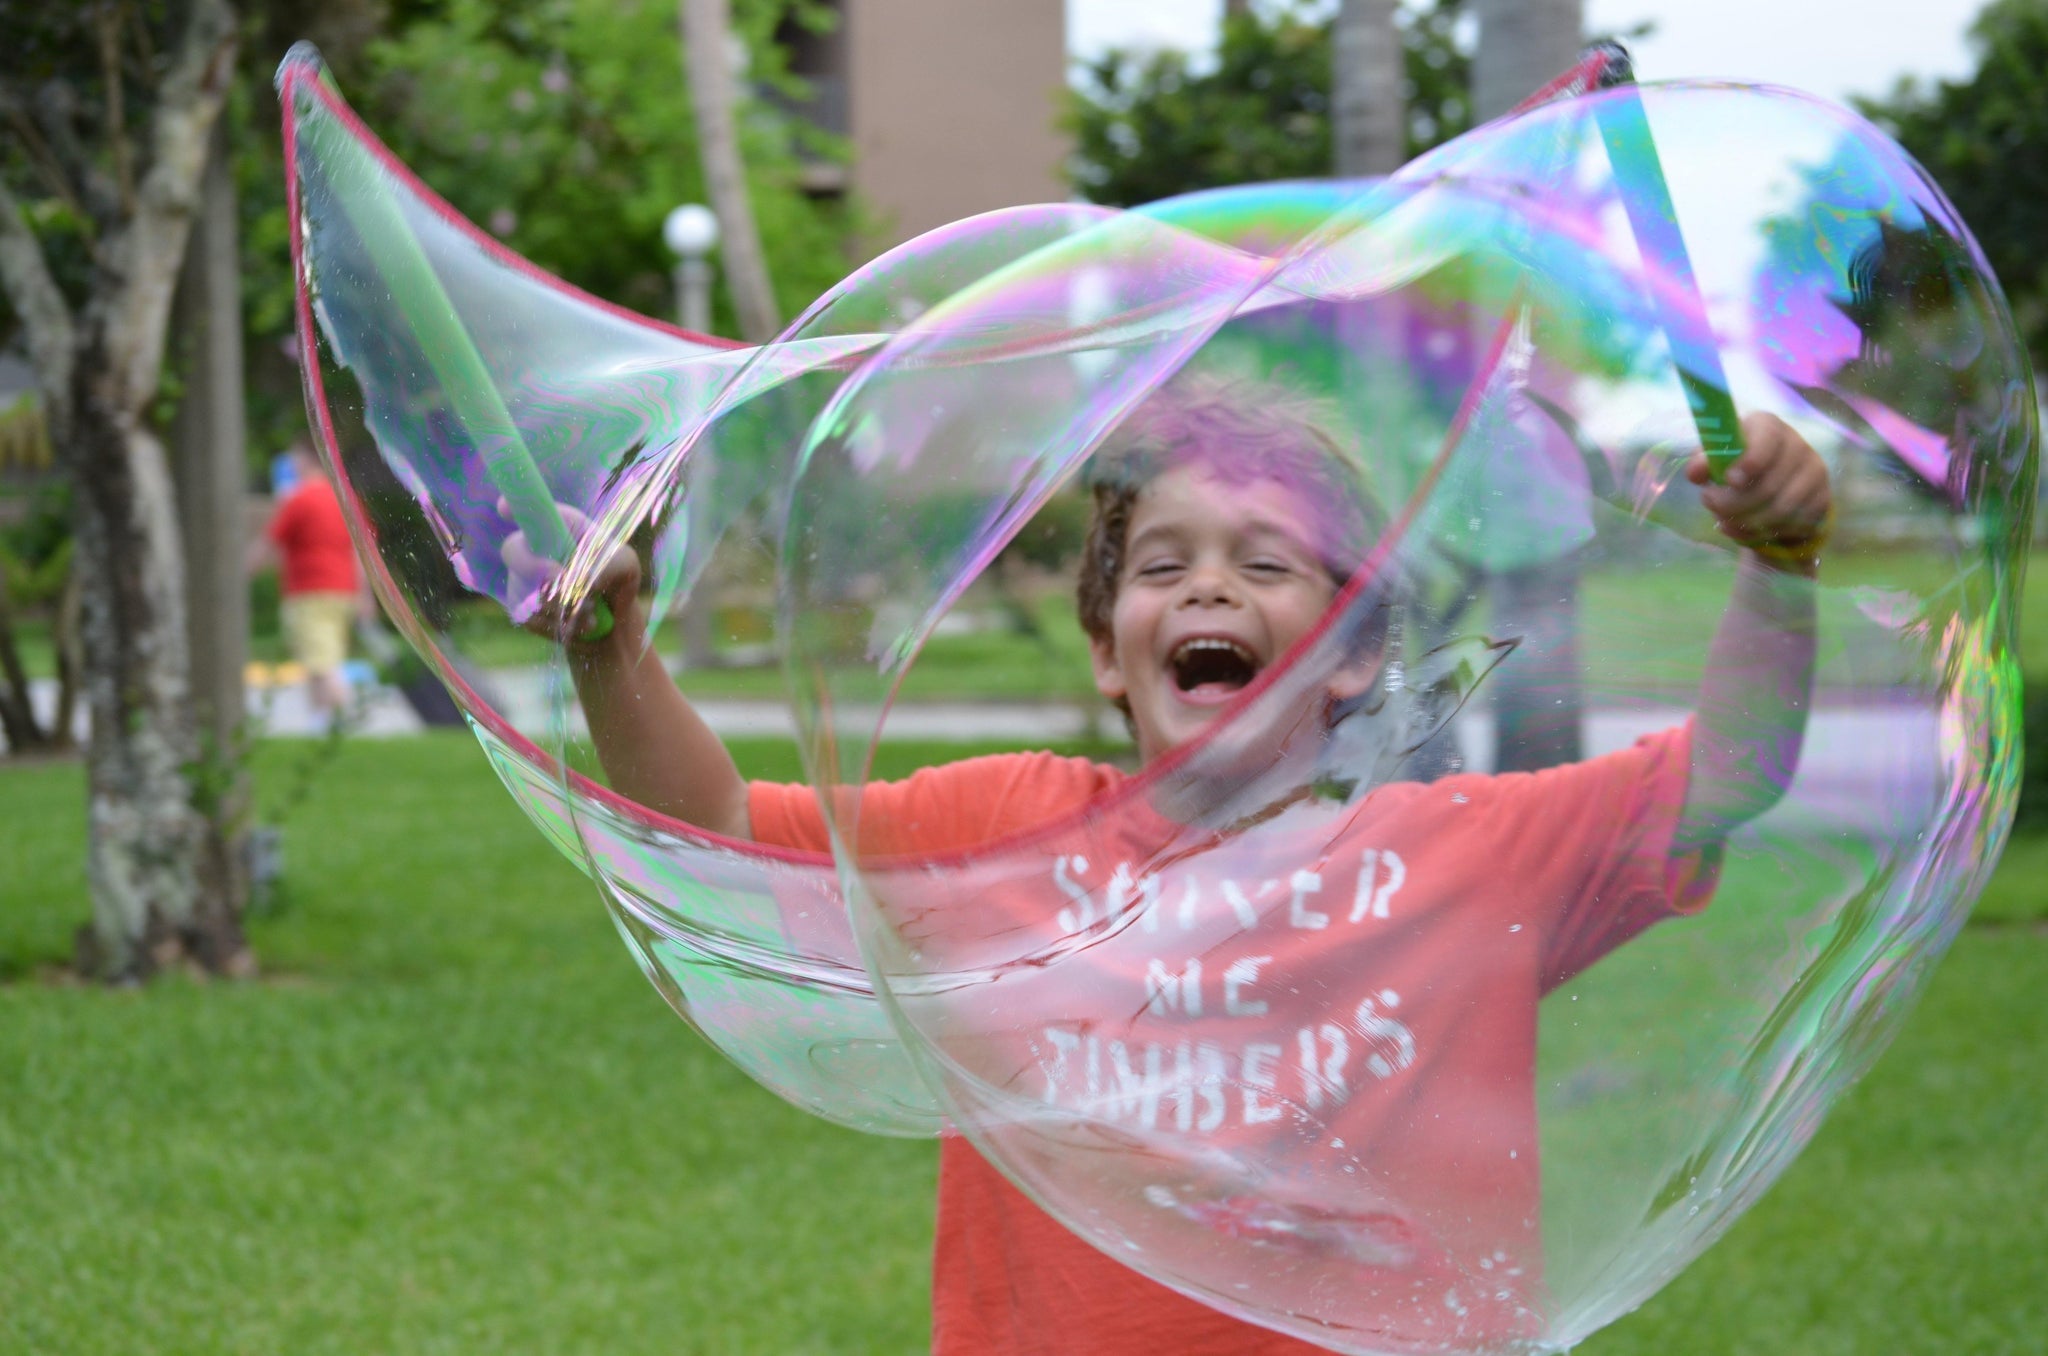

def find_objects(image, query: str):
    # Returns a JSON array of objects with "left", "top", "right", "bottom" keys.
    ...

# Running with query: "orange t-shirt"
[
  {"left": 267, "top": 477, "right": 358, "bottom": 596},
  {"left": 748, "top": 731, "right": 1708, "bottom": 1355}
]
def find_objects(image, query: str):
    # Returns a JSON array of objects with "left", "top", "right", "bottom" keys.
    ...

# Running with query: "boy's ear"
[
  {"left": 1323, "top": 649, "right": 1382, "bottom": 705},
  {"left": 1088, "top": 633, "right": 1128, "bottom": 704}
]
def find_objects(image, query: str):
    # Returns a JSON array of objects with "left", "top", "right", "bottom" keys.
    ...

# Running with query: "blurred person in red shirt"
[{"left": 248, "top": 442, "right": 361, "bottom": 716}]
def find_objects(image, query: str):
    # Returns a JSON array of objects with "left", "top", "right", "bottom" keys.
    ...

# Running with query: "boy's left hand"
[{"left": 1685, "top": 412, "right": 1833, "bottom": 572}]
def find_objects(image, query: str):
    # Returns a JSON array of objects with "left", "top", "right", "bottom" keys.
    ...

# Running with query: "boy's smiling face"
[{"left": 1090, "top": 463, "right": 1347, "bottom": 765}]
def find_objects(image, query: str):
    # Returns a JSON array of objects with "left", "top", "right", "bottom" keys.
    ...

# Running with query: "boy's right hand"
[
  {"left": 499, "top": 501, "right": 645, "bottom": 649},
  {"left": 1683, "top": 413, "right": 1832, "bottom": 574}
]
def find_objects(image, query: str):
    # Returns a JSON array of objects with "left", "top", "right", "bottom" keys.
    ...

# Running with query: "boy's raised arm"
[
  {"left": 503, "top": 512, "right": 752, "bottom": 840},
  {"left": 1675, "top": 413, "right": 1831, "bottom": 849}
]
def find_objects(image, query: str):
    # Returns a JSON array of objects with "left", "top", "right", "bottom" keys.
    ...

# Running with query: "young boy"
[{"left": 511, "top": 374, "right": 1831, "bottom": 1354}]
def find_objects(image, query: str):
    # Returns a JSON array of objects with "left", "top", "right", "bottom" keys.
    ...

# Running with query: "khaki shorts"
[{"left": 281, "top": 592, "right": 356, "bottom": 675}]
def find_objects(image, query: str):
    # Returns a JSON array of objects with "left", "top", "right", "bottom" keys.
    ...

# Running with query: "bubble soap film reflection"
[{"left": 282, "top": 40, "right": 2031, "bottom": 1356}]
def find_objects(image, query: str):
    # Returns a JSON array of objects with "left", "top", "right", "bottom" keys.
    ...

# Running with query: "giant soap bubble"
[
  {"left": 281, "top": 46, "right": 947, "bottom": 1133},
  {"left": 282, "top": 40, "right": 2031, "bottom": 1355}
]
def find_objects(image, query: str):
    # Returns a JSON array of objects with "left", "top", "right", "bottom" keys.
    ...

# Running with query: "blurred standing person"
[{"left": 248, "top": 442, "right": 359, "bottom": 717}]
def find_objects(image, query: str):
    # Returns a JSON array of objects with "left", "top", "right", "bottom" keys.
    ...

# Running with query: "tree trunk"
[
  {"left": 170, "top": 121, "right": 251, "bottom": 924},
  {"left": 68, "top": 349, "right": 244, "bottom": 979},
  {"left": 53, "top": 561, "right": 81, "bottom": 743},
  {"left": 1475, "top": 0, "right": 1586, "bottom": 772},
  {"left": 1332, "top": 0, "right": 1404, "bottom": 178},
  {"left": 1330, "top": 0, "right": 1409, "bottom": 468},
  {"left": 172, "top": 121, "right": 247, "bottom": 751},
  {"left": 1472, "top": 0, "right": 1585, "bottom": 121},
  {"left": 0, "top": 551, "right": 52, "bottom": 752},
  {"left": 680, "top": 0, "right": 782, "bottom": 343}
]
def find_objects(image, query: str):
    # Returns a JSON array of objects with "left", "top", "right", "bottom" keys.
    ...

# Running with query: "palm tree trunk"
[
  {"left": 1472, "top": 0, "right": 1585, "bottom": 121},
  {"left": 680, "top": 0, "right": 782, "bottom": 343},
  {"left": 1332, "top": 0, "right": 1404, "bottom": 177},
  {"left": 1474, "top": 0, "right": 1587, "bottom": 772}
]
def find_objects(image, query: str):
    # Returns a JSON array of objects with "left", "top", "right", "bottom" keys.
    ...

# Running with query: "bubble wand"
[
  {"left": 1583, "top": 42, "right": 1746, "bottom": 478},
  {"left": 292, "top": 73, "right": 613, "bottom": 638}
]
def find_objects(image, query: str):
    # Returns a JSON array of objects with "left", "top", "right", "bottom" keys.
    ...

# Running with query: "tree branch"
[
  {"left": 98, "top": 2, "right": 138, "bottom": 216},
  {"left": 680, "top": 0, "right": 782, "bottom": 342},
  {"left": 0, "top": 84, "right": 92, "bottom": 226},
  {"left": 31, "top": 81, "right": 121, "bottom": 230},
  {"left": 100, "top": 0, "right": 236, "bottom": 408},
  {"left": 0, "top": 176, "right": 77, "bottom": 425},
  {"left": 126, "top": 1, "right": 157, "bottom": 74}
]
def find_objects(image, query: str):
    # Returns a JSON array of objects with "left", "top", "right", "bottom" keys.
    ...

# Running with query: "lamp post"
[
  {"left": 662, "top": 202, "right": 724, "bottom": 669},
  {"left": 663, "top": 202, "right": 721, "bottom": 336}
]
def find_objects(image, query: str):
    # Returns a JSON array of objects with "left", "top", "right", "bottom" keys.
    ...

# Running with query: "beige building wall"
[{"left": 844, "top": 0, "right": 1070, "bottom": 250}]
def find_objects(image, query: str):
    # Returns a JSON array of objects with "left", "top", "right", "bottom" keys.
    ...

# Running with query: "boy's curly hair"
[{"left": 1075, "top": 372, "right": 1389, "bottom": 650}]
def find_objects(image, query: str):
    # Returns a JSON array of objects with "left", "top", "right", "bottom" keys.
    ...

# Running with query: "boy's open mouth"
[{"left": 1169, "top": 637, "right": 1261, "bottom": 697}]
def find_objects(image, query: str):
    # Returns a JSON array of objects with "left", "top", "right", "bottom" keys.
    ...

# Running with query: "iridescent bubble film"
[{"left": 284, "top": 42, "right": 2030, "bottom": 1355}]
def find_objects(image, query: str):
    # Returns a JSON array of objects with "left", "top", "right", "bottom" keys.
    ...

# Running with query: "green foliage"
[
  {"left": 1063, "top": 1, "right": 1472, "bottom": 207},
  {"left": 248, "top": 568, "right": 281, "bottom": 641},
  {"left": 0, "top": 480, "right": 70, "bottom": 607},
  {"left": 1004, "top": 487, "right": 1092, "bottom": 574},
  {"left": 1860, "top": 0, "right": 2048, "bottom": 367},
  {"left": 898, "top": 488, "right": 1089, "bottom": 589},
  {"left": 1064, "top": 4, "right": 1332, "bottom": 206},
  {"left": 2017, "top": 676, "right": 2048, "bottom": 831},
  {"left": 1399, "top": 0, "right": 1473, "bottom": 155}
]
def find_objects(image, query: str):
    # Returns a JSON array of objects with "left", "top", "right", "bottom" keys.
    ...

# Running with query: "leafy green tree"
[
  {"left": 1861, "top": 0, "right": 2048, "bottom": 366},
  {"left": 363, "top": 0, "right": 848, "bottom": 316},
  {"left": 1064, "top": 0, "right": 1472, "bottom": 207}
]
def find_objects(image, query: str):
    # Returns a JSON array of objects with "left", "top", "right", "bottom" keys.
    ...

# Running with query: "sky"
[{"left": 1066, "top": 0, "right": 1988, "bottom": 107}]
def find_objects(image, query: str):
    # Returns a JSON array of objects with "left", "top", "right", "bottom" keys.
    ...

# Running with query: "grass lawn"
[
  {"left": 2, "top": 734, "right": 2044, "bottom": 1354},
  {"left": 436, "top": 591, "right": 1108, "bottom": 704}
]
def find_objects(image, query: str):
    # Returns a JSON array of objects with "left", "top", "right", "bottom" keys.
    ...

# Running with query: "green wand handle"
[
  {"left": 1585, "top": 44, "right": 1745, "bottom": 480},
  {"left": 296, "top": 85, "right": 613, "bottom": 640}
]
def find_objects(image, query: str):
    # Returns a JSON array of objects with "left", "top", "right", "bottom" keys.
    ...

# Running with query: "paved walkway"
[
  {"left": 9, "top": 668, "right": 1947, "bottom": 832},
  {"left": 8, "top": 668, "right": 1126, "bottom": 746}
]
